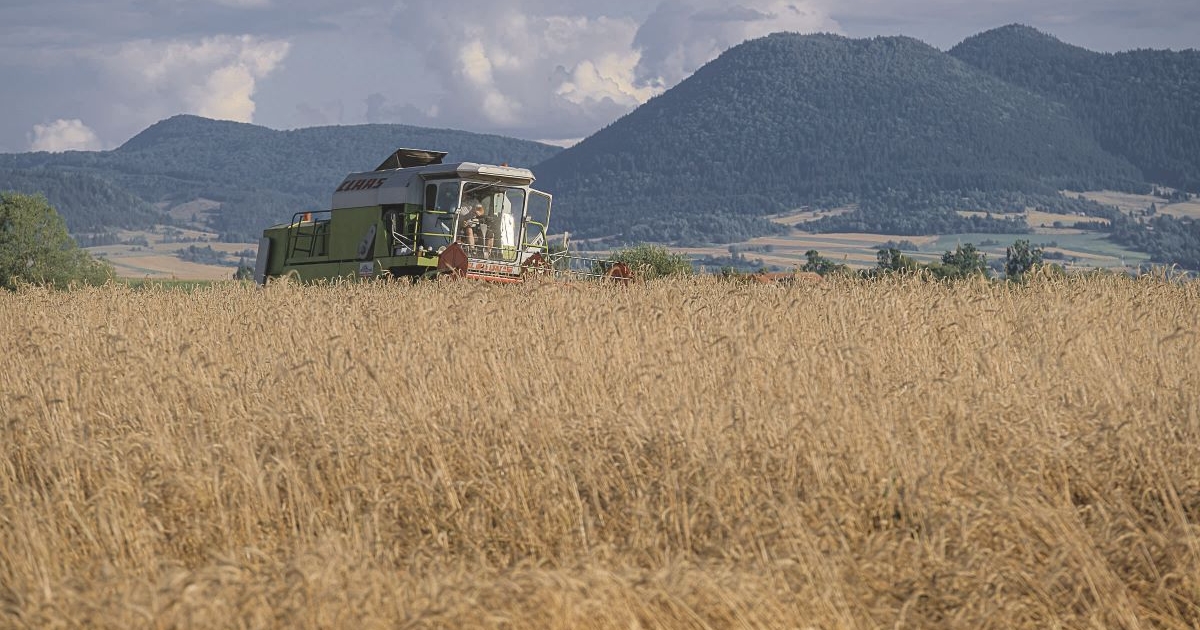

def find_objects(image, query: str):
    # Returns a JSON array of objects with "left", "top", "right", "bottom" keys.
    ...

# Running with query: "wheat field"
[{"left": 2, "top": 274, "right": 1198, "bottom": 628}]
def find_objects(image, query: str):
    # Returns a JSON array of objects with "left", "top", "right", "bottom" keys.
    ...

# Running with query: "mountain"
[
  {"left": 0, "top": 168, "right": 161, "bottom": 233},
  {"left": 0, "top": 115, "right": 561, "bottom": 239},
  {"left": 535, "top": 32, "right": 1145, "bottom": 244},
  {"left": 951, "top": 25, "right": 1200, "bottom": 193}
]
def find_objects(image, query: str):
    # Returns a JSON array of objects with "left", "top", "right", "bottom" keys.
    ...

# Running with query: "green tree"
[
  {"left": 608, "top": 243, "right": 693, "bottom": 279},
  {"left": 233, "top": 257, "right": 255, "bottom": 281},
  {"left": 875, "top": 247, "right": 920, "bottom": 273},
  {"left": 801, "top": 249, "right": 848, "bottom": 276},
  {"left": 0, "top": 192, "right": 112, "bottom": 290},
  {"left": 1004, "top": 239, "right": 1044, "bottom": 280},
  {"left": 932, "top": 243, "right": 990, "bottom": 279}
]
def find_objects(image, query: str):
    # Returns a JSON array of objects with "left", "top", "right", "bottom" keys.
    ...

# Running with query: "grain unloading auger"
[{"left": 254, "top": 149, "right": 632, "bottom": 284}]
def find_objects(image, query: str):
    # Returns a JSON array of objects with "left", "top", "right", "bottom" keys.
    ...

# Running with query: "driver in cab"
[{"left": 459, "top": 201, "right": 496, "bottom": 255}]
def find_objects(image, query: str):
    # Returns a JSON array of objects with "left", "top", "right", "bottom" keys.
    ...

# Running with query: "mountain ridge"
[
  {"left": 951, "top": 24, "right": 1200, "bottom": 190},
  {"left": 536, "top": 31, "right": 1144, "bottom": 243}
]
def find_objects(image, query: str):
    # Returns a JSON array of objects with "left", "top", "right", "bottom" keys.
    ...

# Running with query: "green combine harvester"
[{"left": 255, "top": 149, "right": 629, "bottom": 284}]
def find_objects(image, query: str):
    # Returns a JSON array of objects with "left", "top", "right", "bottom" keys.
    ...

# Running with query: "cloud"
[
  {"left": 383, "top": 6, "right": 656, "bottom": 137},
  {"left": 633, "top": 0, "right": 840, "bottom": 88},
  {"left": 104, "top": 35, "right": 290, "bottom": 123},
  {"left": 28, "top": 119, "right": 105, "bottom": 152},
  {"left": 535, "top": 137, "right": 584, "bottom": 148},
  {"left": 555, "top": 49, "right": 656, "bottom": 106}
]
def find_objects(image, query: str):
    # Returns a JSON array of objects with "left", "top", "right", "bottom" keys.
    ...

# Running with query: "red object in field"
[
  {"left": 436, "top": 243, "right": 468, "bottom": 278},
  {"left": 521, "top": 252, "right": 551, "bottom": 277},
  {"left": 605, "top": 262, "right": 633, "bottom": 283}
]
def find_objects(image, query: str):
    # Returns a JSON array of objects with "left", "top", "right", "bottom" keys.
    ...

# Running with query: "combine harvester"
[{"left": 254, "top": 149, "right": 630, "bottom": 284}]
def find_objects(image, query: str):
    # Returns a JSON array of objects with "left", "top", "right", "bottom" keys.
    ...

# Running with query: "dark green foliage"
[
  {"left": 1004, "top": 239, "right": 1045, "bottom": 279},
  {"left": 875, "top": 248, "right": 921, "bottom": 273},
  {"left": 931, "top": 243, "right": 990, "bottom": 279},
  {"left": 1107, "top": 212, "right": 1200, "bottom": 270},
  {"left": 951, "top": 25, "right": 1200, "bottom": 192},
  {"left": 0, "top": 115, "right": 562, "bottom": 240},
  {"left": 608, "top": 243, "right": 693, "bottom": 279},
  {"left": 801, "top": 249, "right": 849, "bottom": 276},
  {"left": 808, "top": 242, "right": 991, "bottom": 280},
  {"left": 875, "top": 240, "right": 921, "bottom": 252},
  {"left": 0, "top": 192, "right": 113, "bottom": 290},
  {"left": 176, "top": 245, "right": 233, "bottom": 266},
  {"left": 810, "top": 207, "right": 1029, "bottom": 235},
  {"left": 537, "top": 32, "right": 1143, "bottom": 244},
  {"left": 0, "top": 168, "right": 162, "bottom": 232},
  {"left": 941, "top": 243, "right": 988, "bottom": 274}
]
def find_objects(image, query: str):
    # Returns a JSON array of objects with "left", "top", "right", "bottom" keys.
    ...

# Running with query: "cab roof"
[
  {"left": 330, "top": 150, "right": 537, "bottom": 210},
  {"left": 374, "top": 148, "right": 447, "bottom": 170}
]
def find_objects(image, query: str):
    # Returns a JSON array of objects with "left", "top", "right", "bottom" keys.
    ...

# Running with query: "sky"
[{"left": 1, "top": 0, "right": 1197, "bottom": 154}]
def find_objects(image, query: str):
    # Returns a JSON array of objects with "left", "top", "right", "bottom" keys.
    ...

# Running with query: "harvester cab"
[{"left": 254, "top": 149, "right": 629, "bottom": 284}]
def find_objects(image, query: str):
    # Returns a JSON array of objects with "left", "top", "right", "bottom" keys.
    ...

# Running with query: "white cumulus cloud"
[
  {"left": 382, "top": 6, "right": 658, "bottom": 137},
  {"left": 105, "top": 35, "right": 290, "bottom": 124},
  {"left": 633, "top": 0, "right": 840, "bottom": 88},
  {"left": 28, "top": 119, "right": 104, "bottom": 152}
]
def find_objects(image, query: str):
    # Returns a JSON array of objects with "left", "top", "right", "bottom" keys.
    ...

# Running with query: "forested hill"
[
  {"left": 536, "top": 32, "right": 1144, "bottom": 244},
  {"left": 951, "top": 25, "right": 1200, "bottom": 193},
  {"left": 0, "top": 169, "right": 161, "bottom": 233},
  {"left": 0, "top": 116, "right": 561, "bottom": 239}
]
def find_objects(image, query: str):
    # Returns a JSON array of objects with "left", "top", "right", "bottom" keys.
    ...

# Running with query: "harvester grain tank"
[{"left": 254, "top": 149, "right": 628, "bottom": 283}]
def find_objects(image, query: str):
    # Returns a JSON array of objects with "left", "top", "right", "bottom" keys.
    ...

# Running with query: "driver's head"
[{"left": 474, "top": 203, "right": 485, "bottom": 215}]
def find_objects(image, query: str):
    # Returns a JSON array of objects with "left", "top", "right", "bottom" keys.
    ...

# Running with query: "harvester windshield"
[
  {"left": 461, "top": 182, "right": 524, "bottom": 254},
  {"left": 421, "top": 179, "right": 543, "bottom": 262}
]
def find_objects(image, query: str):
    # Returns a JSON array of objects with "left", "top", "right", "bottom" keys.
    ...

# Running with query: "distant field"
[
  {"left": 694, "top": 197, "right": 1146, "bottom": 272},
  {"left": 767, "top": 205, "right": 855, "bottom": 226},
  {"left": 956, "top": 208, "right": 1110, "bottom": 230},
  {"left": 85, "top": 225, "right": 257, "bottom": 280},
  {"left": 683, "top": 229, "right": 1144, "bottom": 271},
  {"left": 680, "top": 233, "right": 939, "bottom": 268},
  {"left": 1067, "top": 189, "right": 1200, "bottom": 219},
  {"left": 3, "top": 277, "right": 1198, "bottom": 628},
  {"left": 1023, "top": 208, "right": 1111, "bottom": 229},
  {"left": 927, "top": 232, "right": 1150, "bottom": 269}
]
